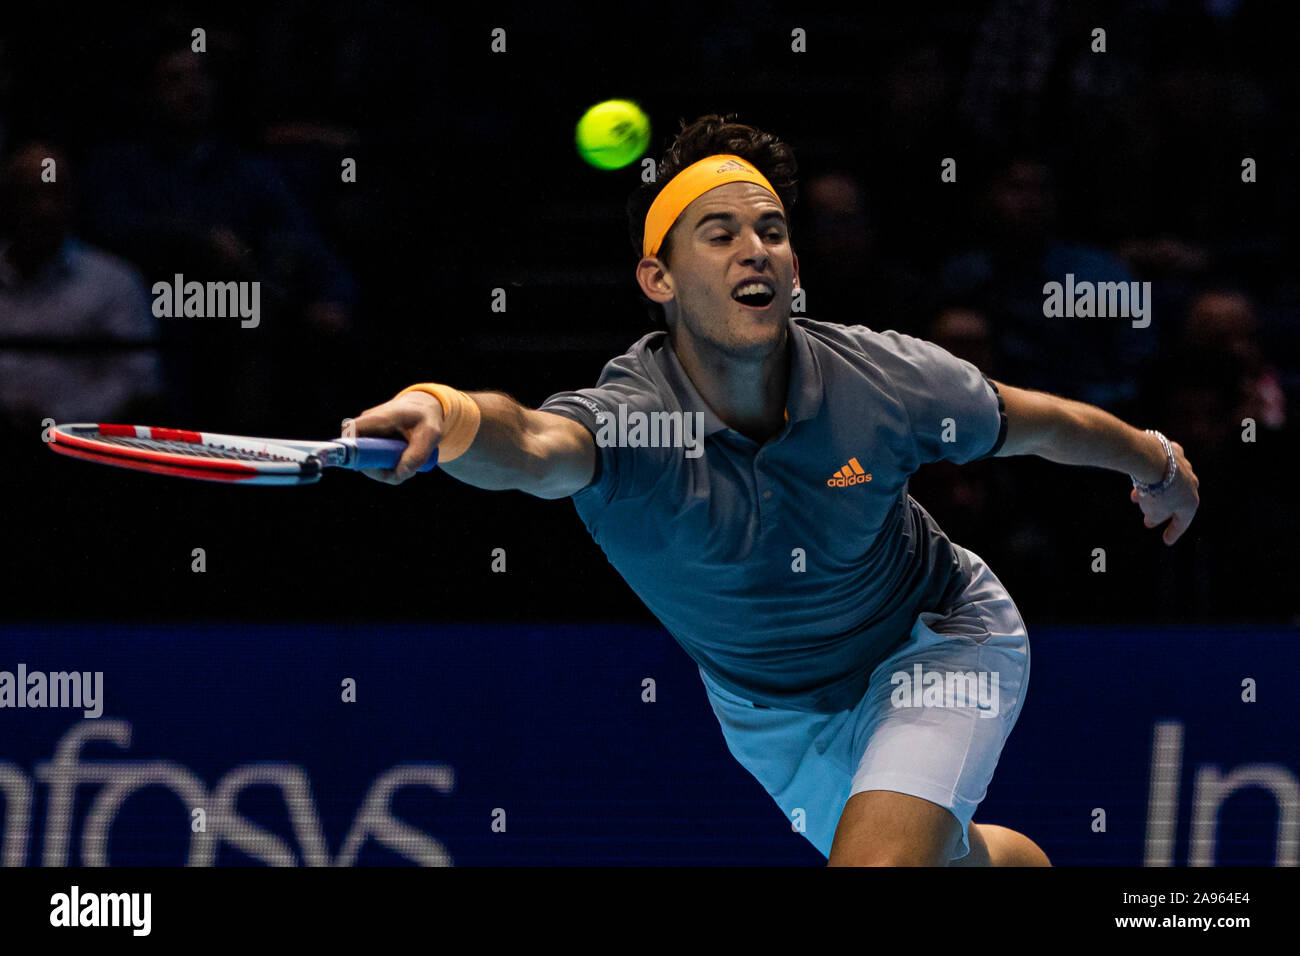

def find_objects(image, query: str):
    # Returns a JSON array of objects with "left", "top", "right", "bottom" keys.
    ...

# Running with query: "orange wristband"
[{"left": 396, "top": 383, "right": 482, "bottom": 462}]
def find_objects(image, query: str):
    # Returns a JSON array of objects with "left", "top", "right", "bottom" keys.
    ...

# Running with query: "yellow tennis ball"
[{"left": 576, "top": 100, "right": 651, "bottom": 170}]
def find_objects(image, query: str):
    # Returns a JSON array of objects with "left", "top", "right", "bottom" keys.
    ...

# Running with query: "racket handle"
[{"left": 347, "top": 438, "right": 439, "bottom": 472}]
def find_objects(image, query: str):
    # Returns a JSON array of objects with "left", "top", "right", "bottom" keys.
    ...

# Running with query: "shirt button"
[{"left": 762, "top": 490, "right": 773, "bottom": 499}]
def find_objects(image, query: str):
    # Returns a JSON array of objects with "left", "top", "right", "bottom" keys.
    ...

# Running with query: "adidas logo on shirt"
[{"left": 827, "top": 457, "right": 872, "bottom": 487}]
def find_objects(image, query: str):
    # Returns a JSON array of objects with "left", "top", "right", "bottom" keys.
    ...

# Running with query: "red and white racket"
[{"left": 47, "top": 423, "right": 438, "bottom": 486}]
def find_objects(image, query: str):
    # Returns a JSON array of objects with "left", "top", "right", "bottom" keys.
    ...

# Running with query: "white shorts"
[{"left": 700, "top": 547, "right": 1030, "bottom": 861}]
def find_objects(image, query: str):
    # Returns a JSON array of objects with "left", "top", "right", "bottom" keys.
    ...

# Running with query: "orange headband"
[{"left": 642, "top": 154, "right": 783, "bottom": 258}]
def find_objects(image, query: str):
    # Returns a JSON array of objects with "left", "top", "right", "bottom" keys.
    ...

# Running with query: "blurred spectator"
[
  {"left": 82, "top": 46, "right": 355, "bottom": 334},
  {"left": 929, "top": 305, "right": 997, "bottom": 378},
  {"left": 1146, "top": 338, "right": 1295, "bottom": 619},
  {"left": 958, "top": 0, "right": 1060, "bottom": 145},
  {"left": 940, "top": 156, "right": 1157, "bottom": 412},
  {"left": 1115, "top": 236, "right": 1213, "bottom": 360},
  {"left": 79, "top": 45, "right": 361, "bottom": 427},
  {"left": 1181, "top": 290, "right": 1286, "bottom": 430},
  {"left": 0, "top": 141, "right": 159, "bottom": 433},
  {"left": 799, "top": 171, "right": 928, "bottom": 332}
]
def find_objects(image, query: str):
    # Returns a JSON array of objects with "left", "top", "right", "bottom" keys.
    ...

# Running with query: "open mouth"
[{"left": 731, "top": 280, "right": 776, "bottom": 308}]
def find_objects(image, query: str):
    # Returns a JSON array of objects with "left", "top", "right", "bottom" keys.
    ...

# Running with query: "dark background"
[{"left": 3, "top": 1, "right": 1296, "bottom": 627}]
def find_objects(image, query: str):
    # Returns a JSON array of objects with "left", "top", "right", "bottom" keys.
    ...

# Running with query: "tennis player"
[{"left": 351, "top": 115, "right": 1199, "bottom": 866}]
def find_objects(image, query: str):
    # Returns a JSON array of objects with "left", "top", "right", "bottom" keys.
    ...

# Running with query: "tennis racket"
[{"left": 46, "top": 423, "right": 438, "bottom": 486}]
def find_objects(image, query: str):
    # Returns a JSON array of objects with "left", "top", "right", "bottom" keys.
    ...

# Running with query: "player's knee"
[
  {"left": 1014, "top": 835, "right": 1052, "bottom": 867},
  {"left": 979, "top": 823, "right": 1051, "bottom": 867}
]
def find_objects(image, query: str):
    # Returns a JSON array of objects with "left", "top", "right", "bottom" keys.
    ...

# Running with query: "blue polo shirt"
[{"left": 539, "top": 317, "right": 1008, "bottom": 713}]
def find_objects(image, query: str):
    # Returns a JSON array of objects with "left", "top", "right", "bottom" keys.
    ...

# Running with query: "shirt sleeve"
[
  {"left": 869, "top": 329, "right": 1006, "bottom": 467},
  {"left": 535, "top": 392, "right": 612, "bottom": 500},
  {"left": 537, "top": 349, "right": 668, "bottom": 505}
]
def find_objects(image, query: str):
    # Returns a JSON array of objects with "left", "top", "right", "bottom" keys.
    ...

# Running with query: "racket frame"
[{"left": 48, "top": 423, "right": 409, "bottom": 485}]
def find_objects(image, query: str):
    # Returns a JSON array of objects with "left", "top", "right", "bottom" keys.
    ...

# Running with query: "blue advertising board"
[{"left": 0, "top": 623, "right": 1294, "bottom": 866}]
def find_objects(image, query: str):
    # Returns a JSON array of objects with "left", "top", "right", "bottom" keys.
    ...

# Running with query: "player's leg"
[
  {"left": 827, "top": 789, "right": 963, "bottom": 865},
  {"left": 701, "top": 657, "right": 1048, "bottom": 865},
  {"left": 827, "top": 797, "right": 1051, "bottom": 866},
  {"left": 698, "top": 549, "right": 1038, "bottom": 864},
  {"left": 953, "top": 822, "right": 1051, "bottom": 867},
  {"left": 832, "top": 547, "right": 1035, "bottom": 865}
]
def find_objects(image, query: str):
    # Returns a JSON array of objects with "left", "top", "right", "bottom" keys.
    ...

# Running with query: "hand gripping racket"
[{"left": 46, "top": 423, "right": 438, "bottom": 486}]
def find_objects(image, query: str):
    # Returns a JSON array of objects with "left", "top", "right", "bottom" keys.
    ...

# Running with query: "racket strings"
[{"left": 92, "top": 434, "right": 301, "bottom": 463}]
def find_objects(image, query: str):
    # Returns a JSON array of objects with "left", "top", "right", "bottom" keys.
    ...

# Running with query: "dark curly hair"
[{"left": 626, "top": 113, "right": 798, "bottom": 326}]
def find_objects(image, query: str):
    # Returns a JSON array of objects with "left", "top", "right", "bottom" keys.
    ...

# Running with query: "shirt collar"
[{"left": 655, "top": 316, "right": 823, "bottom": 439}]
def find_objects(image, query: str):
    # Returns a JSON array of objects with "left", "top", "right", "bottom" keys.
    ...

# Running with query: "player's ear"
[
  {"left": 792, "top": 251, "right": 800, "bottom": 289},
  {"left": 636, "top": 256, "right": 674, "bottom": 304}
]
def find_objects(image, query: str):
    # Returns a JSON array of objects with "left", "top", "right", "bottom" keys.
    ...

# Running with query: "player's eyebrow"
[{"left": 693, "top": 210, "right": 788, "bottom": 230}]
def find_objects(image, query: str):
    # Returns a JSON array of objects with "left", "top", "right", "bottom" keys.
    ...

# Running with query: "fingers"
[
  {"left": 352, "top": 409, "right": 405, "bottom": 484},
  {"left": 360, "top": 441, "right": 433, "bottom": 484},
  {"left": 1132, "top": 488, "right": 1196, "bottom": 545},
  {"left": 393, "top": 428, "right": 438, "bottom": 482},
  {"left": 351, "top": 392, "right": 444, "bottom": 440},
  {"left": 351, "top": 392, "right": 445, "bottom": 484},
  {"left": 1132, "top": 487, "right": 1171, "bottom": 532},
  {"left": 1137, "top": 495, "right": 1170, "bottom": 526},
  {"left": 351, "top": 407, "right": 397, "bottom": 438},
  {"left": 1163, "top": 513, "right": 1189, "bottom": 545}
]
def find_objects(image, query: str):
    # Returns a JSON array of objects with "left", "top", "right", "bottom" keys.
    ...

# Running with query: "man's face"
[
  {"left": 154, "top": 51, "right": 214, "bottom": 135},
  {"left": 2, "top": 146, "right": 73, "bottom": 252},
  {"left": 638, "top": 181, "right": 799, "bottom": 357},
  {"left": 989, "top": 161, "right": 1053, "bottom": 239}
]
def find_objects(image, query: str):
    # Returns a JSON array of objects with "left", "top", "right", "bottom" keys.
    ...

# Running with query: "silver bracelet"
[{"left": 1131, "top": 429, "right": 1177, "bottom": 497}]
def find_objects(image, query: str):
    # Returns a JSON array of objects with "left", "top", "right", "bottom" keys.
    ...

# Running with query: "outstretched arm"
[
  {"left": 991, "top": 381, "right": 1200, "bottom": 544},
  {"left": 349, "top": 388, "right": 596, "bottom": 499}
]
